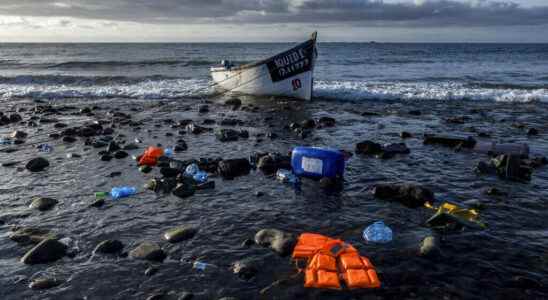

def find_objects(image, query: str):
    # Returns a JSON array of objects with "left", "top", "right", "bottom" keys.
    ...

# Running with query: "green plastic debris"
[{"left": 95, "top": 192, "right": 109, "bottom": 199}]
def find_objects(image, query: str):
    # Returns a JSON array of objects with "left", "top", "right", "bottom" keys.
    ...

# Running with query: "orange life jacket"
[
  {"left": 292, "top": 233, "right": 381, "bottom": 290},
  {"left": 138, "top": 147, "right": 164, "bottom": 166}
]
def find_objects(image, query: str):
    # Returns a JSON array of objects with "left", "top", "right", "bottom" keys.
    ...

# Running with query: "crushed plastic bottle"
[
  {"left": 110, "top": 186, "right": 137, "bottom": 200},
  {"left": 164, "top": 148, "right": 174, "bottom": 157},
  {"left": 363, "top": 221, "right": 393, "bottom": 243},
  {"left": 276, "top": 169, "right": 300, "bottom": 184},
  {"left": 193, "top": 170, "right": 208, "bottom": 183},
  {"left": 94, "top": 192, "right": 109, "bottom": 199},
  {"left": 0, "top": 137, "right": 13, "bottom": 145},
  {"left": 38, "top": 144, "right": 52, "bottom": 153},
  {"left": 184, "top": 163, "right": 200, "bottom": 176}
]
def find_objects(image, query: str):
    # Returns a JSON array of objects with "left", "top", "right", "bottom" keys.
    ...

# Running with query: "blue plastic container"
[{"left": 291, "top": 147, "right": 345, "bottom": 178}]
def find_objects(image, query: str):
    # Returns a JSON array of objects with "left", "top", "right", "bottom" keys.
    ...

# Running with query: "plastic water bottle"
[
  {"left": 276, "top": 169, "right": 300, "bottom": 184},
  {"left": 193, "top": 260, "right": 217, "bottom": 271},
  {"left": 193, "top": 170, "right": 208, "bottom": 183},
  {"left": 363, "top": 221, "right": 393, "bottom": 243},
  {"left": 164, "top": 148, "right": 174, "bottom": 157},
  {"left": 0, "top": 138, "right": 12, "bottom": 145},
  {"left": 110, "top": 186, "right": 137, "bottom": 200},
  {"left": 38, "top": 144, "right": 52, "bottom": 153},
  {"left": 185, "top": 163, "right": 200, "bottom": 176},
  {"left": 95, "top": 192, "right": 109, "bottom": 199}
]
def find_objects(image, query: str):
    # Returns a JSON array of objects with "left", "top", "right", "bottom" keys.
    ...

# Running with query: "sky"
[{"left": 0, "top": 0, "right": 547, "bottom": 42}]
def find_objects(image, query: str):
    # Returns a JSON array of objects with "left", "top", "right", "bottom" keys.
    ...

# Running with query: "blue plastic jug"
[
  {"left": 291, "top": 147, "right": 345, "bottom": 178},
  {"left": 363, "top": 221, "right": 393, "bottom": 243},
  {"left": 110, "top": 186, "right": 137, "bottom": 200}
]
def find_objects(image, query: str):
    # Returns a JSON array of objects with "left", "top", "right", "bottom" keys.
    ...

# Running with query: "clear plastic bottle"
[
  {"left": 184, "top": 163, "right": 200, "bottom": 176},
  {"left": 276, "top": 169, "right": 300, "bottom": 184},
  {"left": 0, "top": 138, "right": 12, "bottom": 145},
  {"left": 363, "top": 221, "right": 393, "bottom": 243},
  {"left": 193, "top": 171, "right": 208, "bottom": 183},
  {"left": 110, "top": 186, "right": 137, "bottom": 200},
  {"left": 192, "top": 260, "right": 217, "bottom": 271}
]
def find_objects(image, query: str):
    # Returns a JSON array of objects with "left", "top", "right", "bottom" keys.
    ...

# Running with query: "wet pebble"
[
  {"left": 25, "top": 157, "right": 50, "bottom": 172},
  {"left": 163, "top": 225, "right": 198, "bottom": 243},
  {"left": 29, "top": 278, "right": 62, "bottom": 290},
  {"left": 419, "top": 235, "right": 440, "bottom": 258},
  {"left": 101, "top": 154, "right": 113, "bottom": 161},
  {"left": 29, "top": 197, "right": 58, "bottom": 211},
  {"left": 129, "top": 242, "right": 166, "bottom": 262},
  {"left": 114, "top": 150, "right": 129, "bottom": 159},
  {"left": 232, "top": 259, "right": 259, "bottom": 280},
  {"left": 20, "top": 238, "right": 67, "bottom": 264}
]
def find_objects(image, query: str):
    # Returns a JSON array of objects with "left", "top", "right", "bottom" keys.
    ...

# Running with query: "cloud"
[{"left": 0, "top": 0, "right": 547, "bottom": 27}]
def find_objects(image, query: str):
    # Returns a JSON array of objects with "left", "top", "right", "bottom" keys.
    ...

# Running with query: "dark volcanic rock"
[
  {"left": 232, "top": 259, "right": 259, "bottom": 280},
  {"left": 218, "top": 158, "right": 251, "bottom": 179},
  {"left": 107, "top": 141, "right": 120, "bottom": 152},
  {"left": 20, "top": 238, "right": 67, "bottom": 264},
  {"left": 355, "top": 140, "right": 383, "bottom": 155},
  {"left": 29, "top": 278, "right": 62, "bottom": 290},
  {"left": 129, "top": 242, "right": 166, "bottom": 262},
  {"left": 25, "top": 157, "right": 50, "bottom": 172},
  {"left": 215, "top": 128, "right": 240, "bottom": 142},
  {"left": 318, "top": 116, "right": 336, "bottom": 127},
  {"left": 93, "top": 240, "right": 124, "bottom": 254},
  {"left": 9, "top": 227, "right": 56, "bottom": 245},
  {"left": 114, "top": 150, "right": 129, "bottom": 159},
  {"left": 172, "top": 182, "right": 196, "bottom": 198},
  {"left": 225, "top": 98, "right": 242, "bottom": 108},
  {"left": 11, "top": 130, "right": 27, "bottom": 139},
  {"left": 372, "top": 183, "right": 434, "bottom": 208},
  {"left": 400, "top": 131, "right": 412, "bottom": 139},
  {"left": 101, "top": 154, "right": 113, "bottom": 161},
  {"left": 62, "top": 136, "right": 77, "bottom": 143},
  {"left": 423, "top": 134, "right": 476, "bottom": 149},
  {"left": 256, "top": 153, "right": 291, "bottom": 175},
  {"left": 163, "top": 225, "right": 198, "bottom": 243},
  {"left": 527, "top": 128, "right": 539, "bottom": 136},
  {"left": 29, "top": 197, "right": 58, "bottom": 211},
  {"left": 254, "top": 229, "right": 296, "bottom": 256},
  {"left": 123, "top": 143, "right": 139, "bottom": 150},
  {"left": 160, "top": 167, "right": 179, "bottom": 178}
]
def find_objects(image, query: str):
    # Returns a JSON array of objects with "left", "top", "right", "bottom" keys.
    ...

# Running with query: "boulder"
[
  {"left": 218, "top": 158, "right": 251, "bottom": 179},
  {"left": 25, "top": 157, "right": 50, "bottom": 172},
  {"left": 20, "top": 238, "right": 67, "bottom": 264},
  {"left": 355, "top": 141, "right": 382, "bottom": 155},
  {"left": 163, "top": 225, "right": 198, "bottom": 243},
  {"left": 372, "top": 183, "right": 434, "bottom": 208},
  {"left": 129, "top": 242, "right": 166, "bottom": 262},
  {"left": 29, "top": 197, "right": 58, "bottom": 211},
  {"left": 254, "top": 229, "right": 296, "bottom": 256},
  {"left": 93, "top": 240, "right": 124, "bottom": 254}
]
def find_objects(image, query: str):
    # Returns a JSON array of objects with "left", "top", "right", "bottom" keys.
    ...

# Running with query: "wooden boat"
[{"left": 210, "top": 32, "right": 318, "bottom": 100}]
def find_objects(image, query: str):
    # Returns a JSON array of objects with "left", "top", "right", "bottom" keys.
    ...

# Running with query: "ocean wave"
[
  {"left": 47, "top": 59, "right": 216, "bottom": 69},
  {"left": 464, "top": 82, "right": 548, "bottom": 91},
  {"left": 313, "top": 80, "right": 548, "bottom": 103},
  {"left": 0, "top": 75, "right": 181, "bottom": 86}
]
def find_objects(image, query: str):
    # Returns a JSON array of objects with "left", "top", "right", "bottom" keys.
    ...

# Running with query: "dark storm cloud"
[{"left": 1, "top": 0, "right": 548, "bottom": 26}]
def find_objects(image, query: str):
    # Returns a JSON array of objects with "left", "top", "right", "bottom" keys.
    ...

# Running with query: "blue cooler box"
[{"left": 291, "top": 147, "right": 345, "bottom": 178}]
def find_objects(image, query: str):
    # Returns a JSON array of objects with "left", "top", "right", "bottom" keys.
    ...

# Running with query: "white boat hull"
[{"left": 210, "top": 33, "right": 317, "bottom": 100}]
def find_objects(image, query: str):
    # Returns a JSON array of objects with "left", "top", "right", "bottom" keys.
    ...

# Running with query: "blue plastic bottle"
[
  {"left": 363, "top": 221, "right": 393, "bottom": 243},
  {"left": 164, "top": 148, "right": 174, "bottom": 157},
  {"left": 193, "top": 171, "right": 208, "bottom": 183},
  {"left": 291, "top": 147, "right": 345, "bottom": 178},
  {"left": 110, "top": 186, "right": 137, "bottom": 200},
  {"left": 184, "top": 163, "right": 199, "bottom": 176}
]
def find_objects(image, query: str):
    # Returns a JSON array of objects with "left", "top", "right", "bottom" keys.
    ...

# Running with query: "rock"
[
  {"left": 29, "top": 278, "right": 62, "bottom": 290},
  {"left": 93, "top": 240, "right": 124, "bottom": 254},
  {"left": 101, "top": 154, "right": 113, "bottom": 161},
  {"left": 107, "top": 141, "right": 120, "bottom": 152},
  {"left": 179, "top": 292, "right": 194, "bottom": 300},
  {"left": 62, "top": 136, "right": 77, "bottom": 143},
  {"left": 372, "top": 183, "right": 434, "bottom": 208},
  {"left": 114, "top": 150, "right": 128, "bottom": 159},
  {"left": 254, "top": 229, "right": 296, "bottom": 256},
  {"left": 408, "top": 110, "right": 421, "bottom": 116},
  {"left": 225, "top": 98, "right": 242, "bottom": 107},
  {"left": 232, "top": 259, "right": 259, "bottom": 280},
  {"left": 380, "top": 143, "right": 410, "bottom": 158},
  {"left": 527, "top": 128, "right": 539, "bottom": 136},
  {"left": 107, "top": 171, "right": 122, "bottom": 177},
  {"left": 215, "top": 128, "right": 240, "bottom": 142},
  {"left": 129, "top": 242, "right": 166, "bottom": 262},
  {"left": 256, "top": 153, "right": 291, "bottom": 174},
  {"left": 220, "top": 118, "right": 243, "bottom": 126},
  {"left": 9, "top": 227, "right": 56, "bottom": 245},
  {"left": 123, "top": 143, "right": 139, "bottom": 150},
  {"left": 185, "top": 123, "right": 210, "bottom": 134},
  {"left": 20, "top": 238, "right": 67, "bottom": 264},
  {"left": 160, "top": 167, "right": 179, "bottom": 178},
  {"left": 163, "top": 226, "right": 198, "bottom": 243},
  {"left": 218, "top": 158, "right": 251, "bottom": 179},
  {"left": 2, "top": 161, "right": 20, "bottom": 167},
  {"left": 423, "top": 134, "right": 476, "bottom": 149},
  {"left": 419, "top": 236, "right": 440, "bottom": 258},
  {"left": 174, "top": 141, "right": 188, "bottom": 152},
  {"left": 318, "top": 116, "right": 336, "bottom": 127},
  {"left": 319, "top": 177, "right": 343, "bottom": 191},
  {"left": 11, "top": 131, "right": 27, "bottom": 139},
  {"left": 25, "top": 157, "right": 50, "bottom": 172},
  {"left": 400, "top": 131, "right": 412, "bottom": 139},
  {"left": 301, "top": 119, "right": 316, "bottom": 129},
  {"left": 355, "top": 140, "right": 382, "bottom": 155},
  {"left": 89, "top": 198, "right": 105, "bottom": 208},
  {"left": 172, "top": 182, "right": 196, "bottom": 198},
  {"left": 145, "top": 266, "right": 159, "bottom": 277},
  {"left": 198, "top": 105, "right": 209, "bottom": 113},
  {"left": 29, "top": 197, "right": 58, "bottom": 211}
]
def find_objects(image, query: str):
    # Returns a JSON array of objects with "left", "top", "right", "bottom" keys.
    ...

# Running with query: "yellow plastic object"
[{"left": 425, "top": 202, "right": 486, "bottom": 229}]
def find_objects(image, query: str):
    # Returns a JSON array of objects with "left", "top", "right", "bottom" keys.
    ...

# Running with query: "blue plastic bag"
[{"left": 363, "top": 221, "right": 393, "bottom": 243}]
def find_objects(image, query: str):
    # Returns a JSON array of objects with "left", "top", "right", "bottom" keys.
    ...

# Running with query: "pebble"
[
  {"left": 217, "top": 158, "right": 251, "bottom": 179},
  {"left": 62, "top": 136, "right": 77, "bottom": 143},
  {"left": 129, "top": 242, "right": 166, "bottom": 262},
  {"left": 29, "top": 197, "right": 58, "bottom": 211},
  {"left": 419, "top": 235, "right": 440, "bottom": 258},
  {"left": 29, "top": 278, "right": 62, "bottom": 290},
  {"left": 163, "top": 225, "right": 198, "bottom": 243},
  {"left": 25, "top": 157, "right": 50, "bottom": 172},
  {"left": 93, "top": 240, "right": 124, "bottom": 254},
  {"left": 20, "top": 238, "right": 67, "bottom": 264}
]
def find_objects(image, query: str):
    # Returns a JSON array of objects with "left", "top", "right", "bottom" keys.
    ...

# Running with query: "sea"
[
  {"left": 0, "top": 43, "right": 547, "bottom": 102},
  {"left": 0, "top": 43, "right": 547, "bottom": 300}
]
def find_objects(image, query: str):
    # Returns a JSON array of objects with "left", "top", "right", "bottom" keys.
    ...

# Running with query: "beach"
[{"left": 0, "top": 43, "right": 547, "bottom": 300}]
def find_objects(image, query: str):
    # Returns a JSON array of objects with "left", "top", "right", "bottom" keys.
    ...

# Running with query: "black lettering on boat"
[{"left": 267, "top": 39, "right": 314, "bottom": 82}]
